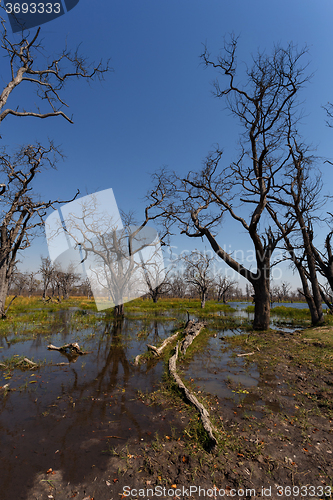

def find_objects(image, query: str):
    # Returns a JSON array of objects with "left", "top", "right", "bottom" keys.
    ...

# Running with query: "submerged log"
[
  {"left": 47, "top": 342, "right": 88, "bottom": 355},
  {"left": 180, "top": 320, "right": 207, "bottom": 355},
  {"left": 169, "top": 342, "right": 217, "bottom": 449}
]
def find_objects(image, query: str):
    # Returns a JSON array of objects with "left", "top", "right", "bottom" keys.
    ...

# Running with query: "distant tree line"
[
  {"left": 8, "top": 257, "right": 92, "bottom": 302},
  {"left": 7, "top": 251, "right": 304, "bottom": 307}
]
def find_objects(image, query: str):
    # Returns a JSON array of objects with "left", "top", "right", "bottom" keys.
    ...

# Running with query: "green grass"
[
  {"left": 0, "top": 296, "right": 99, "bottom": 336},
  {"left": 245, "top": 304, "right": 313, "bottom": 320},
  {"left": 222, "top": 324, "right": 333, "bottom": 370},
  {"left": 0, "top": 354, "right": 41, "bottom": 372},
  {"left": 125, "top": 297, "right": 236, "bottom": 314}
]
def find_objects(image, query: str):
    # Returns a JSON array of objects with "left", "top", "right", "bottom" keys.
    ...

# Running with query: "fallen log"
[
  {"left": 236, "top": 352, "right": 254, "bottom": 357},
  {"left": 134, "top": 331, "right": 180, "bottom": 366},
  {"left": 147, "top": 331, "right": 180, "bottom": 357},
  {"left": 47, "top": 342, "right": 88, "bottom": 355},
  {"left": 169, "top": 342, "right": 217, "bottom": 449},
  {"left": 180, "top": 320, "right": 207, "bottom": 355}
]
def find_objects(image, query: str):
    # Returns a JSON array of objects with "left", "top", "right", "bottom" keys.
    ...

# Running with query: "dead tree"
[
  {"left": 182, "top": 251, "right": 215, "bottom": 308},
  {"left": 141, "top": 262, "right": 172, "bottom": 303},
  {"left": 0, "top": 145, "right": 79, "bottom": 317},
  {"left": 214, "top": 274, "right": 236, "bottom": 303},
  {"left": 77, "top": 277, "right": 93, "bottom": 299},
  {"left": 55, "top": 264, "right": 80, "bottom": 300},
  {"left": 266, "top": 127, "right": 324, "bottom": 325},
  {"left": 147, "top": 38, "right": 309, "bottom": 329},
  {"left": 0, "top": 18, "right": 110, "bottom": 128},
  {"left": 39, "top": 256, "right": 54, "bottom": 300},
  {"left": 168, "top": 271, "right": 188, "bottom": 298},
  {"left": 51, "top": 197, "right": 165, "bottom": 317},
  {"left": 0, "top": 19, "right": 111, "bottom": 317},
  {"left": 309, "top": 226, "right": 333, "bottom": 298}
]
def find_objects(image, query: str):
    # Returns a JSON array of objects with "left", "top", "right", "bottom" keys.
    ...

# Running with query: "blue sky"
[{"left": 2, "top": 0, "right": 333, "bottom": 290}]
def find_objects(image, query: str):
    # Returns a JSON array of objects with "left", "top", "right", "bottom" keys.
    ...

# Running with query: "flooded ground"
[
  {"left": 1, "top": 303, "right": 331, "bottom": 499},
  {"left": 0, "top": 314, "right": 188, "bottom": 499}
]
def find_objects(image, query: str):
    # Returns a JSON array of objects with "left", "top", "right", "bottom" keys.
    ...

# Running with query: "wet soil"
[{"left": 1, "top": 312, "right": 332, "bottom": 500}]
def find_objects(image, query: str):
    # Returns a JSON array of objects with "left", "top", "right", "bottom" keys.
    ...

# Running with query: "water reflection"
[
  {"left": 0, "top": 305, "right": 301, "bottom": 499},
  {"left": 0, "top": 315, "right": 183, "bottom": 500}
]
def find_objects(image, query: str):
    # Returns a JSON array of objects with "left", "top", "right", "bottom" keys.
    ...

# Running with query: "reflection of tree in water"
[
  {"left": 60, "top": 318, "right": 143, "bottom": 432},
  {"left": 152, "top": 319, "right": 160, "bottom": 340},
  {"left": 29, "top": 310, "right": 77, "bottom": 351},
  {"left": 94, "top": 318, "right": 131, "bottom": 392}
]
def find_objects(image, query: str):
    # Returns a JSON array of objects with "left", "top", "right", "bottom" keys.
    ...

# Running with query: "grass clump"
[
  {"left": 0, "top": 354, "right": 40, "bottom": 372},
  {"left": 223, "top": 324, "right": 333, "bottom": 371}
]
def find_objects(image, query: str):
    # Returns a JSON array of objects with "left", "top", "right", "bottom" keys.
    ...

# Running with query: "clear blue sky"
[{"left": 2, "top": 0, "right": 333, "bottom": 291}]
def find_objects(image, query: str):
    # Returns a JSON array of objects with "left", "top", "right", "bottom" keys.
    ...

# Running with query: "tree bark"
[
  {"left": 251, "top": 255, "right": 271, "bottom": 330},
  {"left": 0, "top": 277, "right": 9, "bottom": 318},
  {"left": 0, "top": 258, "right": 11, "bottom": 318},
  {"left": 252, "top": 281, "right": 270, "bottom": 330},
  {"left": 114, "top": 303, "right": 124, "bottom": 317}
]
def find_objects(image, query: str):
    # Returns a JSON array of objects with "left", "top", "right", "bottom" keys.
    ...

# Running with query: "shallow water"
[
  {"left": 0, "top": 316, "right": 185, "bottom": 498},
  {"left": 0, "top": 306, "right": 299, "bottom": 499}
]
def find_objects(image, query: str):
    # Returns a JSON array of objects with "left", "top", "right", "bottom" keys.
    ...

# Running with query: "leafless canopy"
[
  {"left": 146, "top": 36, "right": 311, "bottom": 329},
  {"left": 0, "top": 143, "right": 78, "bottom": 276},
  {"left": 0, "top": 17, "right": 111, "bottom": 126}
]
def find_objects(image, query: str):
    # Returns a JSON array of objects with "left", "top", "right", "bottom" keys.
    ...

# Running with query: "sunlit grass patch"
[
  {"left": 272, "top": 306, "right": 311, "bottom": 319},
  {"left": 245, "top": 304, "right": 312, "bottom": 320},
  {"left": 223, "top": 324, "right": 333, "bottom": 370},
  {"left": 126, "top": 298, "right": 236, "bottom": 314}
]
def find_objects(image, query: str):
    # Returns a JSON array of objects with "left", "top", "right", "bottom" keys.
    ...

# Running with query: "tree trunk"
[
  {"left": 295, "top": 212, "right": 324, "bottom": 325},
  {"left": 201, "top": 290, "right": 206, "bottom": 309},
  {"left": 114, "top": 303, "right": 124, "bottom": 316},
  {"left": 297, "top": 263, "right": 323, "bottom": 325},
  {"left": 252, "top": 284, "right": 270, "bottom": 330},
  {"left": 252, "top": 257, "right": 271, "bottom": 330},
  {"left": 0, "top": 274, "right": 9, "bottom": 318},
  {"left": 152, "top": 293, "right": 158, "bottom": 303},
  {"left": 0, "top": 258, "right": 11, "bottom": 318}
]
